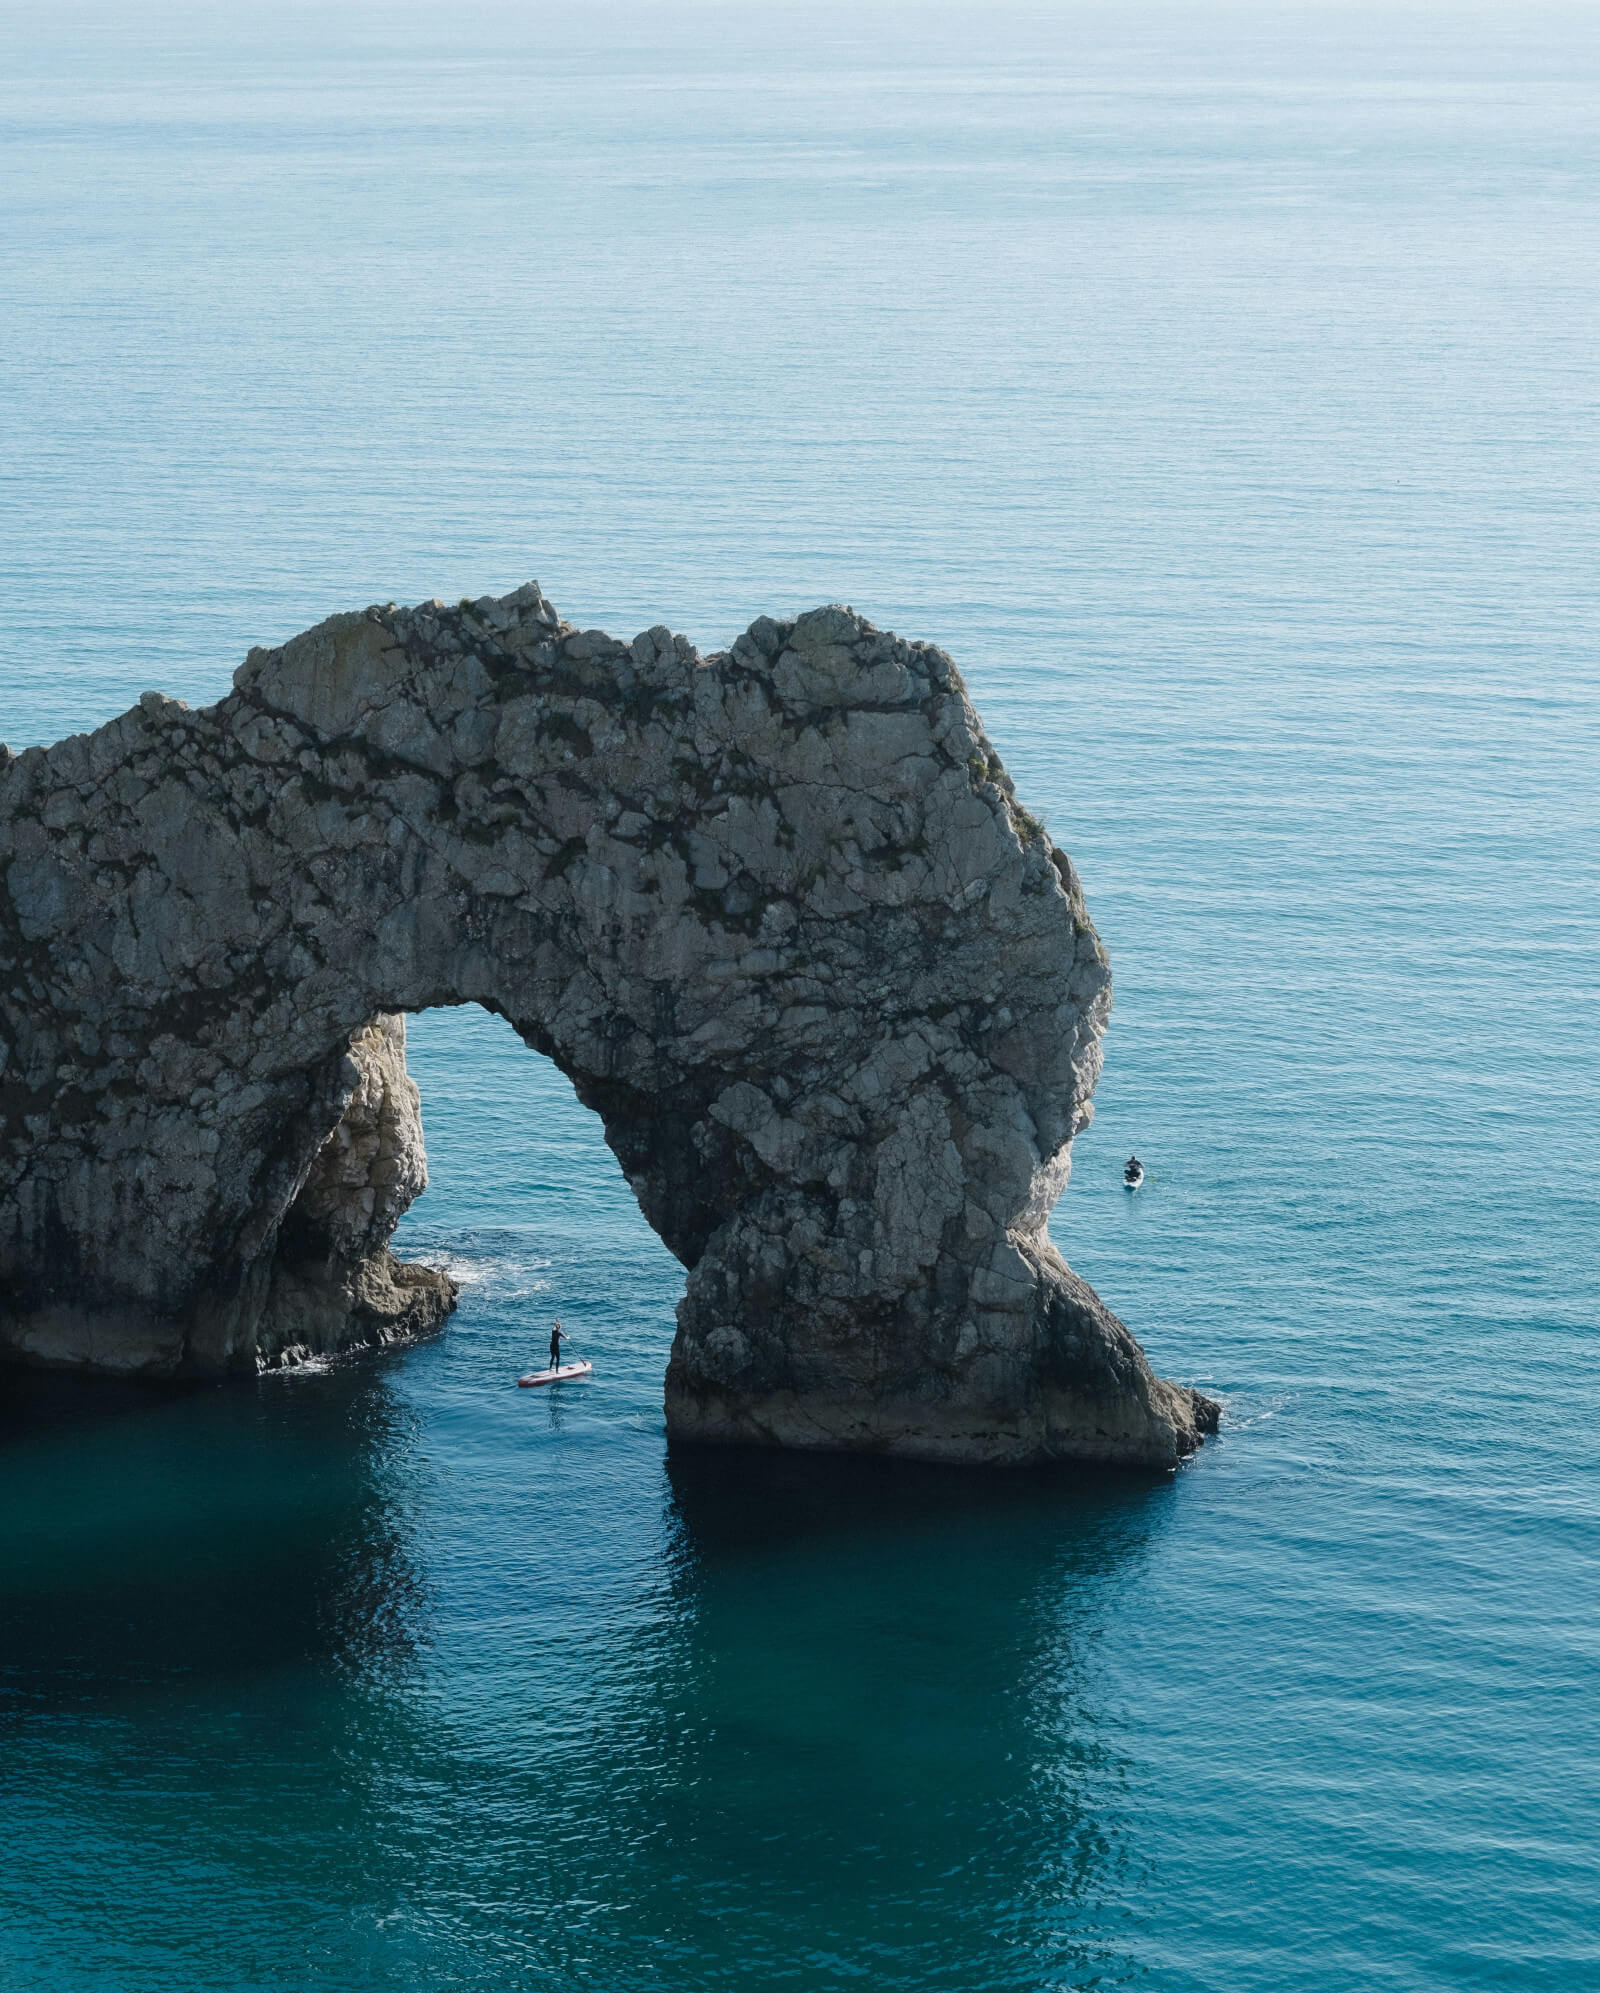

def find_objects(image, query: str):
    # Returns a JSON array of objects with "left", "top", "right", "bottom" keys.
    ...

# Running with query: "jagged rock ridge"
[{"left": 0, "top": 585, "right": 1217, "bottom": 1467}]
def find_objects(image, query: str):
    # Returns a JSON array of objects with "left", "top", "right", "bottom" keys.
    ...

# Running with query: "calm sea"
[{"left": 3, "top": 4, "right": 1597, "bottom": 1986}]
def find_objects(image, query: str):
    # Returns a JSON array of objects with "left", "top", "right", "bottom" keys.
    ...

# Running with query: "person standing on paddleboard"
[{"left": 548, "top": 1321, "right": 568, "bottom": 1373}]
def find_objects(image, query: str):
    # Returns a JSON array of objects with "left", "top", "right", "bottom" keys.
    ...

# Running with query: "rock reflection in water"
[
  {"left": 0, "top": 1364, "right": 431, "bottom": 1698},
  {"left": 582, "top": 1445, "right": 1172, "bottom": 1990},
  {"left": 0, "top": 1366, "right": 1171, "bottom": 1991}
]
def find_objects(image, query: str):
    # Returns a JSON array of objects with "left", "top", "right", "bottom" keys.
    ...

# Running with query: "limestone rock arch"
[{"left": 0, "top": 586, "right": 1217, "bottom": 1467}]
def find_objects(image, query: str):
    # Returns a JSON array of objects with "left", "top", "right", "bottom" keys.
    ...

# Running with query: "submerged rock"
[{"left": 0, "top": 586, "right": 1217, "bottom": 1467}]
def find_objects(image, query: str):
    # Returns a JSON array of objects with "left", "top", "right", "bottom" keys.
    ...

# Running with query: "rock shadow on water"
[
  {"left": 0, "top": 1377, "right": 1178, "bottom": 1990},
  {"left": 0, "top": 1362, "right": 432, "bottom": 1705},
  {"left": 566, "top": 1445, "right": 1180, "bottom": 1990},
  {"left": 0, "top": 1362, "right": 458, "bottom": 1991},
  {"left": 664, "top": 1435, "right": 1181, "bottom": 1553}
]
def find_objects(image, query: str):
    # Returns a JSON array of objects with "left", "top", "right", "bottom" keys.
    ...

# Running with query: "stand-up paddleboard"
[{"left": 517, "top": 1360, "right": 593, "bottom": 1388}]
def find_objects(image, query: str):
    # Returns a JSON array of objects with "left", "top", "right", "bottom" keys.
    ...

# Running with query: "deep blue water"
[{"left": 3, "top": 4, "right": 1598, "bottom": 1987}]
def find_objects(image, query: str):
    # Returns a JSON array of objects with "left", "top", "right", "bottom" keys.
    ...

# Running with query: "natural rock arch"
[{"left": 0, "top": 586, "right": 1216, "bottom": 1467}]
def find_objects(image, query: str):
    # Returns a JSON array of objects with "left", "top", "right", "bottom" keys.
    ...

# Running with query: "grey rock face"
[{"left": 0, "top": 585, "right": 1217, "bottom": 1467}]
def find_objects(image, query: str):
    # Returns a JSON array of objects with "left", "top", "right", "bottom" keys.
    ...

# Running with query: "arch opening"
[{"left": 386, "top": 1002, "right": 682, "bottom": 1368}]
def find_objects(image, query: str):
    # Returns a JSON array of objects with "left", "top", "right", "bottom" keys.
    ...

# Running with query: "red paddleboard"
[{"left": 517, "top": 1359, "right": 593, "bottom": 1388}]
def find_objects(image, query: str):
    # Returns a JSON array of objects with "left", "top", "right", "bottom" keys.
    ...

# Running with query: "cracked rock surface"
[{"left": 0, "top": 584, "right": 1217, "bottom": 1467}]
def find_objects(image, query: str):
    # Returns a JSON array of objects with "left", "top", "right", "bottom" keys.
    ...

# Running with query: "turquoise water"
[{"left": 3, "top": 4, "right": 1598, "bottom": 1986}]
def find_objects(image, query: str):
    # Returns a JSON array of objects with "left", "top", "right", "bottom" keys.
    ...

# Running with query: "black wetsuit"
[{"left": 549, "top": 1331, "right": 564, "bottom": 1370}]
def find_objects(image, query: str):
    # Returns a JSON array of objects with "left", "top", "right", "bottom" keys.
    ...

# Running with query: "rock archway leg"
[{"left": 0, "top": 586, "right": 1217, "bottom": 1468}]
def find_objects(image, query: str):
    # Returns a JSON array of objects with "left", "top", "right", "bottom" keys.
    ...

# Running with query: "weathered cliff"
[{"left": 0, "top": 585, "right": 1216, "bottom": 1466}]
